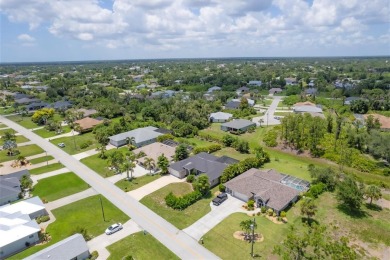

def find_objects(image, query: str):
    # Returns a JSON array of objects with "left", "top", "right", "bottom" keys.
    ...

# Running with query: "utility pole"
[
  {"left": 99, "top": 196, "right": 106, "bottom": 222},
  {"left": 72, "top": 130, "right": 77, "bottom": 150},
  {"left": 45, "top": 150, "right": 48, "bottom": 166},
  {"left": 250, "top": 217, "right": 256, "bottom": 258}
]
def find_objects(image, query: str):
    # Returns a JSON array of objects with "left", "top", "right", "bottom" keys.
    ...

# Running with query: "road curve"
[{"left": 0, "top": 116, "right": 219, "bottom": 260}]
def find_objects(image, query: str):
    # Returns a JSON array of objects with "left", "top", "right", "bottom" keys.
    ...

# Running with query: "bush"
[
  {"left": 219, "top": 184, "right": 226, "bottom": 192},
  {"left": 220, "top": 157, "right": 265, "bottom": 183},
  {"left": 186, "top": 174, "right": 195, "bottom": 183},
  {"left": 222, "top": 134, "right": 237, "bottom": 147},
  {"left": 280, "top": 211, "right": 286, "bottom": 218},
  {"left": 80, "top": 142, "right": 90, "bottom": 149},
  {"left": 87, "top": 251, "right": 99, "bottom": 260},
  {"left": 247, "top": 199, "right": 255, "bottom": 210},
  {"left": 263, "top": 130, "right": 278, "bottom": 147},
  {"left": 261, "top": 206, "right": 267, "bottom": 213},
  {"left": 165, "top": 190, "right": 203, "bottom": 210},
  {"left": 193, "top": 144, "right": 222, "bottom": 154},
  {"left": 267, "top": 208, "right": 274, "bottom": 216},
  {"left": 257, "top": 212, "right": 261, "bottom": 216},
  {"left": 157, "top": 134, "right": 175, "bottom": 142},
  {"left": 307, "top": 183, "right": 326, "bottom": 198},
  {"left": 233, "top": 139, "right": 250, "bottom": 153},
  {"left": 36, "top": 215, "right": 50, "bottom": 224}
]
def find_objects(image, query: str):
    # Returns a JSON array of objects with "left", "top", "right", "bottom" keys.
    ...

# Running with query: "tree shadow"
[
  {"left": 301, "top": 217, "right": 320, "bottom": 226},
  {"left": 336, "top": 204, "right": 369, "bottom": 219},
  {"left": 365, "top": 203, "right": 382, "bottom": 212}
]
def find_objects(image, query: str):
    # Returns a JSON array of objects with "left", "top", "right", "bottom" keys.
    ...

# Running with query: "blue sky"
[{"left": 1, "top": 0, "right": 389, "bottom": 62}]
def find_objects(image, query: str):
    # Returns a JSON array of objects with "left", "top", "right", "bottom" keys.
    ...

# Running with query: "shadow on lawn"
[
  {"left": 365, "top": 203, "right": 382, "bottom": 212},
  {"left": 337, "top": 205, "right": 370, "bottom": 219}
]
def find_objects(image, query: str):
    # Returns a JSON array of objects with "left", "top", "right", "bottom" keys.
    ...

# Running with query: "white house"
[{"left": 209, "top": 112, "right": 233, "bottom": 123}]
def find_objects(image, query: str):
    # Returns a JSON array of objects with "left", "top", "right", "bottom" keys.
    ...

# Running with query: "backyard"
[
  {"left": 107, "top": 232, "right": 179, "bottom": 260},
  {"left": 32, "top": 172, "right": 89, "bottom": 202},
  {"left": 141, "top": 182, "right": 217, "bottom": 230},
  {"left": 10, "top": 195, "right": 130, "bottom": 259}
]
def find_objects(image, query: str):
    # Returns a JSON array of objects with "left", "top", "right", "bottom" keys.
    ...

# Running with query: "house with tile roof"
[{"left": 109, "top": 126, "right": 165, "bottom": 148}]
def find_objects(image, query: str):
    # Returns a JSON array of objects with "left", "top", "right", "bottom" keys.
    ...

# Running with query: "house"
[
  {"left": 0, "top": 197, "right": 47, "bottom": 258},
  {"left": 21, "top": 85, "right": 48, "bottom": 91},
  {"left": 150, "top": 90, "right": 176, "bottom": 99},
  {"left": 221, "top": 119, "right": 256, "bottom": 133},
  {"left": 293, "top": 104, "right": 324, "bottom": 118},
  {"left": 308, "top": 80, "right": 315, "bottom": 88},
  {"left": 26, "top": 101, "right": 48, "bottom": 111},
  {"left": 305, "top": 88, "right": 317, "bottom": 96},
  {"left": 285, "top": 77, "right": 297, "bottom": 85},
  {"left": 236, "top": 86, "right": 250, "bottom": 96},
  {"left": 47, "top": 101, "right": 72, "bottom": 110},
  {"left": 232, "top": 98, "right": 255, "bottom": 106},
  {"left": 225, "top": 98, "right": 255, "bottom": 109},
  {"left": 248, "top": 80, "right": 262, "bottom": 87},
  {"left": 207, "top": 86, "right": 221, "bottom": 93},
  {"left": 74, "top": 117, "right": 102, "bottom": 132},
  {"left": 24, "top": 234, "right": 90, "bottom": 260},
  {"left": 225, "top": 168, "right": 309, "bottom": 214},
  {"left": 0, "top": 169, "right": 30, "bottom": 206},
  {"left": 344, "top": 97, "right": 366, "bottom": 105},
  {"left": 132, "top": 142, "right": 176, "bottom": 169},
  {"left": 132, "top": 75, "right": 144, "bottom": 82},
  {"left": 269, "top": 88, "right": 283, "bottom": 95},
  {"left": 203, "top": 93, "right": 215, "bottom": 101},
  {"left": 15, "top": 97, "right": 40, "bottom": 105},
  {"left": 209, "top": 112, "right": 233, "bottom": 123},
  {"left": 75, "top": 108, "right": 98, "bottom": 118},
  {"left": 109, "top": 126, "right": 165, "bottom": 147},
  {"left": 169, "top": 152, "right": 238, "bottom": 186}
]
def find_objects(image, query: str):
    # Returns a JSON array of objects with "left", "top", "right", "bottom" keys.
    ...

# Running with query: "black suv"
[{"left": 212, "top": 193, "right": 228, "bottom": 206}]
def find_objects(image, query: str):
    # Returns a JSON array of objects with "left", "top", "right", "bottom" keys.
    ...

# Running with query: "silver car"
[{"left": 105, "top": 223, "right": 123, "bottom": 235}]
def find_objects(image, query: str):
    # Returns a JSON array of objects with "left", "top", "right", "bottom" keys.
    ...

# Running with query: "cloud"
[
  {"left": 1, "top": 0, "right": 389, "bottom": 56},
  {"left": 17, "top": 33, "right": 35, "bottom": 42}
]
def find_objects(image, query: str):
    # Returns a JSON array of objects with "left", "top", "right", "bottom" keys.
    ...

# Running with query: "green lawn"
[
  {"left": 0, "top": 107, "right": 15, "bottom": 115},
  {"left": 0, "top": 128, "right": 15, "bottom": 136},
  {"left": 115, "top": 174, "right": 161, "bottom": 192},
  {"left": 274, "top": 111, "right": 292, "bottom": 116},
  {"left": 107, "top": 232, "right": 179, "bottom": 260},
  {"left": 0, "top": 134, "right": 30, "bottom": 144},
  {"left": 81, "top": 147, "right": 129, "bottom": 178},
  {"left": 10, "top": 195, "right": 130, "bottom": 259},
  {"left": 32, "top": 172, "right": 89, "bottom": 202},
  {"left": 0, "top": 144, "right": 44, "bottom": 163},
  {"left": 29, "top": 155, "right": 54, "bottom": 165},
  {"left": 50, "top": 132, "right": 98, "bottom": 155},
  {"left": 141, "top": 182, "right": 216, "bottom": 229},
  {"left": 7, "top": 115, "right": 39, "bottom": 129},
  {"left": 29, "top": 163, "right": 64, "bottom": 175},
  {"left": 185, "top": 137, "right": 215, "bottom": 147},
  {"left": 33, "top": 125, "right": 72, "bottom": 138}
]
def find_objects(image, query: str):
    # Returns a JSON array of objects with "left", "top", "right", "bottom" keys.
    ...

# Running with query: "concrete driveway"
[
  {"left": 87, "top": 220, "right": 142, "bottom": 260},
  {"left": 252, "top": 95, "right": 283, "bottom": 126},
  {"left": 183, "top": 195, "right": 243, "bottom": 241}
]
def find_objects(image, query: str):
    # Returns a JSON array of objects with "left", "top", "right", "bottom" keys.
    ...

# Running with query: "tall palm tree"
[
  {"left": 122, "top": 159, "right": 136, "bottom": 181},
  {"left": 143, "top": 157, "right": 155, "bottom": 175},
  {"left": 126, "top": 136, "right": 136, "bottom": 150}
]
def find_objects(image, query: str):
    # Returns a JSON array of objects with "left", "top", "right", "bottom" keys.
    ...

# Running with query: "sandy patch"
[{"left": 233, "top": 231, "right": 264, "bottom": 242}]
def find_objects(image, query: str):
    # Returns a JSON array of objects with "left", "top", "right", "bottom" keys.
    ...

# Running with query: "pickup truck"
[{"left": 212, "top": 193, "right": 228, "bottom": 206}]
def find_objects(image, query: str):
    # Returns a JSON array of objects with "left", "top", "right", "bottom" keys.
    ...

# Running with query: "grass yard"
[
  {"left": 107, "top": 232, "right": 179, "bottom": 260},
  {"left": 0, "top": 107, "right": 15, "bottom": 115},
  {"left": 50, "top": 132, "right": 98, "bottom": 155},
  {"left": 29, "top": 155, "right": 54, "bottom": 164},
  {"left": 10, "top": 195, "right": 130, "bottom": 259},
  {"left": 115, "top": 174, "right": 161, "bottom": 192},
  {"left": 141, "top": 182, "right": 217, "bottom": 229},
  {"left": 274, "top": 111, "right": 293, "bottom": 116},
  {"left": 185, "top": 137, "right": 215, "bottom": 147},
  {"left": 0, "top": 134, "right": 30, "bottom": 144},
  {"left": 29, "top": 163, "right": 64, "bottom": 175},
  {"left": 0, "top": 144, "right": 44, "bottom": 163},
  {"left": 7, "top": 115, "right": 39, "bottom": 129},
  {"left": 32, "top": 172, "right": 89, "bottom": 202},
  {"left": 33, "top": 125, "right": 72, "bottom": 138}
]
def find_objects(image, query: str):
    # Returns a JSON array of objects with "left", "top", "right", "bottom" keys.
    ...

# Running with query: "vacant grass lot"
[
  {"left": 10, "top": 195, "right": 130, "bottom": 259},
  {"left": 7, "top": 115, "right": 39, "bottom": 129},
  {"left": 29, "top": 163, "right": 64, "bottom": 175},
  {"left": 141, "top": 182, "right": 217, "bottom": 229},
  {"left": 185, "top": 137, "right": 215, "bottom": 147},
  {"left": 115, "top": 174, "right": 161, "bottom": 192},
  {"left": 0, "top": 134, "right": 30, "bottom": 144},
  {"left": 81, "top": 147, "right": 129, "bottom": 178},
  {"left": 0, "top": 107, "right": 15, "bottom": 115},
  {"left": 107, "top": 232, "right": 179, "bottom": 260},
  {"left": 33, "top": 125, "right": 72, "bottom": 138},
  {"left": 51, "top": 132, "right": 98, "bottom": 155},
  {"left": 0, "top": 144, "right": 43, "bottom": 163},
  {"left": 32, "top": 172, "right": 89, "bottom": 202},
  {"left": 29, "top": 155, "right": 54, "bottom": 164}
]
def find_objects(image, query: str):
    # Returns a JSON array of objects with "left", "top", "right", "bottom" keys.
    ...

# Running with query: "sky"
[{"left": 0, "top": 0, "right": 389, "bottom": 62}]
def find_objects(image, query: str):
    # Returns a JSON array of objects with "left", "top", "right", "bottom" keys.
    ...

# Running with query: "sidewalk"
[
  {"left": 72, "top": 144, "right": 116, "bottom": 160},
  {"left": 128, "top": 175, "right": 185, "bottom": 201},
  {"left": 31, "top": 168, "right": 70, "bottom": 185},
  {"left": 45, "top": 130, "right": 79, "bottom": 141}
]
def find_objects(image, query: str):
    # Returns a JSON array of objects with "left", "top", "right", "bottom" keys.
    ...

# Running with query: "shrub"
[
  {"left": 219, "top": 183, "right": 226, "bottom": 192},
  {"left": 193, "top": 144, "right": 222, "bottom": 154},
  {"left": 165, "top": 190, "right": 203, "bottom": 210},
  {"left": 257, "top": 212, "right": 261, "bottom": 216},
  {"left": 157, "top": 134, "right": 175, "bottom": 142},
  {"left": 87, "top": 251, "right": 99, "bottom": 260},
  {"left": 186, "top": 175, "right": 195, "bottom": 183},
  {"left": 267, "top": 208, "right": 274, "bottom": 216},
  {"left": 222, "top": 134, "right": 237, "bottom": 147},
  {"left": 247, "top": 199, "right": 255, "bottom": 209},
  {"left": 261, "top": 206, "right": 267, "bottom": 213},
  {"left": 80, "top": 142, "right": 90, "bottom": 149},
  {"left": 280, "top": 211, "right": 286, "bottom": 218},
  {"left": 263, "top": 130, "right": 278, "bottom": 147},
  {"left": 273, "top": 212, "right": 277, "bottom": 217},
  {"left": 72, "top": 226, "right": 93, "bottom": 241},
  {"left": 308, "top": 182, "right": 326, "bottom": 198},
  {"left": 384, "top": 169, "right": 390, "bottom": 177},
  {"left": 36, "top": 215, "right": 50, "bottom": 224},
  {"left": 220, "top": 157, "right": 265, "bottom": 183}
]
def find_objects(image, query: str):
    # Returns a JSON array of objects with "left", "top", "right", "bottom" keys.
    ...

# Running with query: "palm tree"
[
  {"left": 258, "top": 119, "right": 264, "bottom": 127},
  {"left": 126, "top": 136, "right": 136, "bottom": 150},
  {"left": 97, "top": 145, "right": 107, "bottom": 159},
  {"left": 143, "top": 157, "right": 155, "bottom": 175},
  {"left": 122, "top": 159, "right": 136, "bottom": 181}
]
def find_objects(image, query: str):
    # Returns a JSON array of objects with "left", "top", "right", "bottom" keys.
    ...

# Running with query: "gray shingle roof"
[
  {"left": 293, "top": 105, "right": 323, "bottom": 113},
  {"left": 109, "top": 126, "right": 162, "bottom": 144},
  {"left": 209, "top": 112, "right": 232, "bottom": 121},
  {"left": 221, "top": 119, "right": 255, "bottom": 130},
  {"left": 24, "top": 234, "right": 89, "bottom": 260}
]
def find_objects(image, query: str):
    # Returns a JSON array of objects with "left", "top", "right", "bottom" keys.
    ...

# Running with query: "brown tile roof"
[
  {"left": 294, "top": 101, "right": 316, "bottom": 107},
  {"left": 363, "top": 114, "right": 390, "bottom": 129},
  {"left": 74, "top": 117, "right": 102, "bottom": 131},
  {"left": 225, "top": 168, "right": 300, "bottom": 212},
  {"left": 133, "top": 142, "right": 176, "bottom": 164}
]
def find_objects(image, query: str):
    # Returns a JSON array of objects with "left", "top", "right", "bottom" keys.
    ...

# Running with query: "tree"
[
  {"left": 157, "top": 154, "right": 169, "bottom": 175},
  {"left": 122, "top": 158, "right": 136, "bottom": 180},
  {"left": 300, "top": 198, "right": 317, "bottom": 224},
  {"left": 308, "top": 166, "right": 337, "bottom": 191},
  {"left": 2, "top": 131, "right": 16, "bottom": 142},
  {"left": 31, "top": 108, "right": 55, "bottom": 125},
  {"left": 365, "top": 185, "right": 382, "bottom": 205},
  {"left": 20, "top": 174, "right": 33, "bottom": 190},
  {"left": 3, "top": 140, "right": 18, "bottom": 156},
  {"left": 107, "top": 150, "right": 125, "bottom": 174},
  {"left": 336, "top": 177, "right": 364, "bottom": 211},
  {"left": 366, "top": 115, "right": 381, "bottom": 133},
  {"left": 175, "top": 144, "right": 188, "bottom": 161},
  {"left": 126, "top": 136, "right": 136, "bottom": 150},
  {"left": 144, "top": 157, "right": 155, "bottom": 174},
  {"left": 239, "top": 219, "right": 257, "bottom": 238},
  {"left": 193, "top": 174, "right": 210, "bottom": 195},
  {"left": 97, "top": 145, "right": 107, "bottom": 159}
]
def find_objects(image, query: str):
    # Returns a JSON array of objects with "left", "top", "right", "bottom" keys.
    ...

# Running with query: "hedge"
[
  {"left": 165, "top": 190, "right": 203, "bottom": 210},
  {"left": 220, "top": 157, "right": 265, "bottom": 183},
  {"left": 193, "top": 144, "right": 222, "bottom": 154}
]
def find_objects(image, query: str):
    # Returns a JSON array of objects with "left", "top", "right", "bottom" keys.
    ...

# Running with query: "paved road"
[
  {"left": 0, "top": 116, "right": 219, "bottom": 260},
  {"left": 252, "top": 95, "right": 283, "bottom": 126}
]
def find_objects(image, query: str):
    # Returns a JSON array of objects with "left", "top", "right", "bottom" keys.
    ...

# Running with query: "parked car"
[
  {"left": 212, "top": 192, "right": 228, "bottom": 206},
  {"left": 105, "top": 223, "right": 123, "bottom": 235},
  {"left": 58, "top": 143, "right": 65, "bottom": 148}
]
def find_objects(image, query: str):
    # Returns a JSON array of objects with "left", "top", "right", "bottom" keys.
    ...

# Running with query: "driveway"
[
  {"left": 87, "top": 220, "right": 142, "bottom": 260},
  {"left": 183, "top": 195, "right": 243, "bottom": 241},
  {"left": 252, "top": 95, "right": 283, "bottom": 126},
  {"left": 0, "top": 116, "right": 219, "bottom": 260}
]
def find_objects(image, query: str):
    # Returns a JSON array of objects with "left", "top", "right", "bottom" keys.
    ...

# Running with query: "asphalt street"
[{"left": 0, "top": 115, "right": 219, "bottom": 260}]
